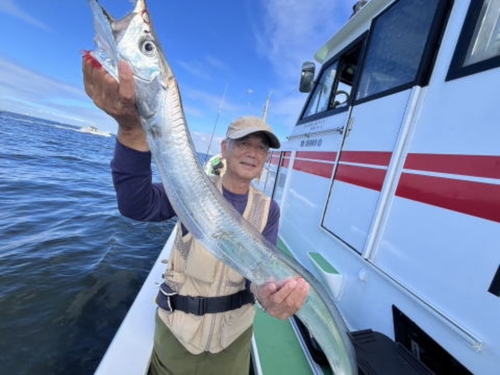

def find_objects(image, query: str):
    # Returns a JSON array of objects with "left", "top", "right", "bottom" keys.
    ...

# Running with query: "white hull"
[{"left": 256, "top": 0, "right": 500, "bottom": 373}]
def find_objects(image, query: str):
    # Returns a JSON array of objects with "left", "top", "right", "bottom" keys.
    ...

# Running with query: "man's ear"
[{"left": 221, "top": 139, "right": 228, "bottom": 157}]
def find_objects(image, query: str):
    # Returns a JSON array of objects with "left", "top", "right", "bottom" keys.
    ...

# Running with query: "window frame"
[
  {"left": 297, "top": 35, "right": 366, "bottom": 125},
  {"left": 300, "top": 60, "right": 340, "bottom": 120},
  {"left": 353, "top": 0, "right": 452, "bottom": 105},
  {"left": 446, "top": 0, "right": 500, "bottom": 81},
  {"left": 297, "top": 0, "right": 452, "bottom": 125}
]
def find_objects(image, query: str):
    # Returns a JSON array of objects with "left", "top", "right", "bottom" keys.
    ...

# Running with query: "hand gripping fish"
[{"left": 87, "top": 1, "right": 357, "bottom": 373}]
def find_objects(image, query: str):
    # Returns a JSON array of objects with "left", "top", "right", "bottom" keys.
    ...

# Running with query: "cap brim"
[{"left": 227, "top": 129, "right": 281, "bottom": 149}]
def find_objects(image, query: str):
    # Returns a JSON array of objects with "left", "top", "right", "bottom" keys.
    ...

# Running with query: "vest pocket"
[
  {"left": 184, "top": 241, "right": 218, "bottom": 283},
  {"left": 220, "top": 305, "right": 255, "bottom": 348},
  {"left": 225, "top": 266, "right": 245, "bottom": 289},
  {"left": 164, "top": 269, "right": 185, "bottom": 293},
  {"left": 160, "top": 308, "right": 205, "bottom": 353}
]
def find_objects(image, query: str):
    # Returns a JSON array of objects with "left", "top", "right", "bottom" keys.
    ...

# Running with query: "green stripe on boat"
[{"left": 308, "top": 252, "right": 339, "bottom": 274}]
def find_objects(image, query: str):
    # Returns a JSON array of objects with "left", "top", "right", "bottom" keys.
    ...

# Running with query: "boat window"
[
  {"left": 331, "top": 45, "right": 360, "bottom": 110},
  {"left": 464, "top": 0, "right": 500, "bottom": 65},
  {"left": 447, "top": 0, "right": 500, "bottom": 80},
  {"left": 301, "top": 43, "right": 362, "bottom": 120},
  {"left": 355, "top": 0, "right": 442, "bottom": 102},
  {"left": 302, "top": 62, "right": 338, "bottom": 118}
]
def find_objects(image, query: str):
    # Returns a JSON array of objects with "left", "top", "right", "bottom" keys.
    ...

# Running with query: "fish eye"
[{"left": 141, "top": 40, "right": 156, "bottom": 56}]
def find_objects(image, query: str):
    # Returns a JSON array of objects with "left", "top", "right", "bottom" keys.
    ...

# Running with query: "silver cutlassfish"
[{"left": 87, "top": 1, "right": 357, "bottom": 373}]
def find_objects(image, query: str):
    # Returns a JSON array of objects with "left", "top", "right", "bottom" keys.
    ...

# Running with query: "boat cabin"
[{"left": 257, "top": 0, "right": 500, "bottom": 373}]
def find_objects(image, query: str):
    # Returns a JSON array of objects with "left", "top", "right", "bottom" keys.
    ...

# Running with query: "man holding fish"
[{"left": 83, "top": 58, "right": 310, "bottom": 374}]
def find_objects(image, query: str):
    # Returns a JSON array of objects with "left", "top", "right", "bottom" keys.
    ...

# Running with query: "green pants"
[{"left": 149, "top": 311, "right": 252, "bottom": 375}]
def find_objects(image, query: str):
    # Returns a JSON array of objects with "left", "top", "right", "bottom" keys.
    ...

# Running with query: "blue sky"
[{"left": 0, "top": 0, "right": 353, "bottom": 152}]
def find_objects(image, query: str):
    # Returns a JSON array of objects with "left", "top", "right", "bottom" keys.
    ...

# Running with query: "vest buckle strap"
[
  {"left": 157, "top": 282, "right": 178, "bottom": 312},
  {"left": 156, "top": 282, "right": 255, "bottom": 316},
  {"left": 186, "top": 295, "right": 207, "bottom": 316}
]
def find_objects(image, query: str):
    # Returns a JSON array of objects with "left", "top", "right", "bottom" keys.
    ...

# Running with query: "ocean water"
[{"left": 0, "top": 111, "right": 178, "bottom": 374}]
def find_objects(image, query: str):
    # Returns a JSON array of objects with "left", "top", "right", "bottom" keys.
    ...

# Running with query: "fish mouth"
[
  {"left": 89, "top": 0, "right": 143, "bottom": 43},
  {"left": 90, "top": 0, "right": 147, "bottom": 19},
  {"left": 89, "top": 0, "right": 166, "bottom": 84},
  {"left": 132, "top": 0, "right": 148, "bottom": 14}
]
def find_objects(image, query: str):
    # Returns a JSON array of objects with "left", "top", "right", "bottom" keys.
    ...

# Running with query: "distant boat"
[{"left": 78, "top": 125, "right": 111, "bottom": 137}]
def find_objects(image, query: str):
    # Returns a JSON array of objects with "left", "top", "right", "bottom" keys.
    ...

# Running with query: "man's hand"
[
  {"left": 252, "top": 278, "right": 310, "bottom": 320},
  {"left": 82, "top": 54, "right": 148, "bottom": 151}
]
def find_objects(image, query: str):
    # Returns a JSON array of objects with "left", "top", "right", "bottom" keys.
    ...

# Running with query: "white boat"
[
  {"left": 79, "top": 124, "right": 111, "bottom": 137},
  {"left": 96, "top": 0, "right": 500, "bottom": 374}
]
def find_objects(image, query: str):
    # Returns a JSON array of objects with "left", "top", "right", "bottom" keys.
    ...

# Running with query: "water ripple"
[{"left": 0, "top": 111, "right": 176, "bottom": 375}]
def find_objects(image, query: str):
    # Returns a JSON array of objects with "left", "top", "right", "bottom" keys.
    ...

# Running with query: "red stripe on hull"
[
  {"left": 269, "top": 153, "right": 280, "bottom": 166},
  {"left": 273, "top": 150, "right": 499, "bottom": 222},
  {"left": 397, "top": 173, "right": 500, "bottom": 223},
  {"left": 336, "top": 164, "right": 387, "bottom": 191},
  {"left": 294, "top": 159, "right": 334, "bottom": 178},
  {"left": 404, "top": 154, "right": 500, "bottom": 179},
  {"left": 296, "top": 151, "right": 337, "bottom": 162},
  {"left": 340, "top": 151, "right": 392, "bottom": 166},
  {"left": 281, "top": 152, "right": 291, "bottom": 168}
]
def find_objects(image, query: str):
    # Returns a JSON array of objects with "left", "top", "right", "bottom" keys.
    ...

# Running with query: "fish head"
[{"left": 89, "top": 0, "right": 170, "bottom": 84}]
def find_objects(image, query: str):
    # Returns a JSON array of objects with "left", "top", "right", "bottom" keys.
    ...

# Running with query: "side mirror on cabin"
[{"left": 299, "top": 61, "right": 315, "bottom": 93}]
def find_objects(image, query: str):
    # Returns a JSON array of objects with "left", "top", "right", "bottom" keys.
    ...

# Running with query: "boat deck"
[{"left": 252, "top": 309, "right": 331, "bottom": 375}]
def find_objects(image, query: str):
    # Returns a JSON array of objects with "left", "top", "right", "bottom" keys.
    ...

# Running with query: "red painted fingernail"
[{"left": 81, "top": 50, "right": 102, "bottom": 69}]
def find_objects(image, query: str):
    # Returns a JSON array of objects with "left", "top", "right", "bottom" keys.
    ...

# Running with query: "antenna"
[
  {"left": 205, "top": 84, "right": 228, "bottom": 162},
  {"left": 262, "top": 91, "right": 272, "bottom": 122}
]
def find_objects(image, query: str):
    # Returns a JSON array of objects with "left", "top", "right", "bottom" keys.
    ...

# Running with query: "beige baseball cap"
[{"left": 226, "top": 116, "right": 281, "bottom": 149}]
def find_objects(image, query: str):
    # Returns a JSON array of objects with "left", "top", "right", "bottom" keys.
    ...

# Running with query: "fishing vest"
[{"left": 158, "top": 177, "right": 271, "bottom": 354}]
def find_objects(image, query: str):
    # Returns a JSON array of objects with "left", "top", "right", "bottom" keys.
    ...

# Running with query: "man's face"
[{"left": 222, "top": 133, "right": 270, "bottom": 182}]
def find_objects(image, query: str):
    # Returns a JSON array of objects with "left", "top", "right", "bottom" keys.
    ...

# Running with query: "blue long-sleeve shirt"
[{"left": 110, "top": 140, "right": 280, "bottom": 245}]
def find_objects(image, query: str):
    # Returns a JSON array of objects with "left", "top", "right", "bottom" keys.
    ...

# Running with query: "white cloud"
[
  {"left": 177, "top": 54, "right": 231, "bottom": 82},
  {"left": 205, "top": 54, "right": 229, "bottom": 71},
  {"left": 257, "top": 0, "right": 351, "bottom": 82},
  {"left": 248, "top": 0, "right": 352, "bottom": 141},
  {"left": 0, "top": 0, "right": 50, "bottom": 31},
  {"left": 0, "top": 56, "right": 230, "bottom": 151},
  {"left": 177, "top": 60, "right": 213, "bottom": 81},
  {"left": 8, "top": 67, "right": 228, "bottom": 152},
  {"left": 266, "top": 92, "right": 309, "bottom": 137},
  {"left": 191, "top": 131, "right": 225, "bottom": 158},
  {"left": 0, "top": 57, "right": 117, "bottom": 132},
  {"left": 168, "top": 1, "right": 354, "bottom": 148},
  {"left": 0, "top": 0, "right": 355, "bottom": 152}
]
